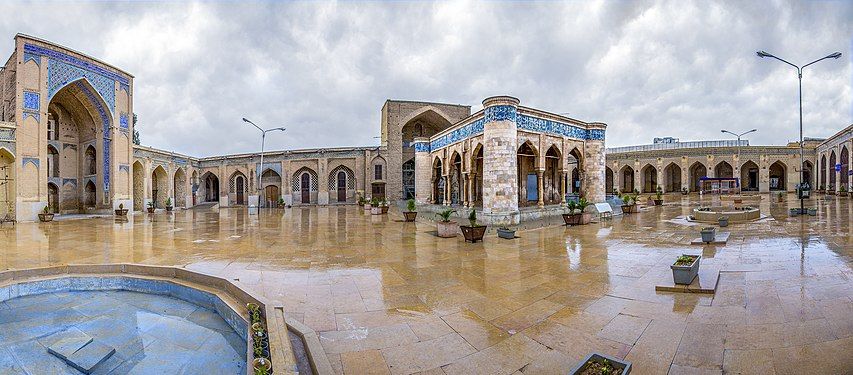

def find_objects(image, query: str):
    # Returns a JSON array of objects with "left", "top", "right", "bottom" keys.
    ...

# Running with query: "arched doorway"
[
  {"left": 829, "top": 151, "right": 837, "bottom": 189},
  {"left": 202, "top": 172, "right": 220, "bottom": 202},
  {"left": 47, "top": 145, "right": 59, "bottom": 179},
  {"left": 173, "top": 168, "right": 187, "bottom": 208},
  {"left": 151, "top": 166, "right": 168, "bottom": 208},
  {"left": 400, "top": 108, "right": 453, "bottom": 202},
  {"left": 620, "top": 165, "right": 634, "bottom": 193},
  {"left": 300, "top": 174, "right": 309, "bottom": 203},
  {"left": 328, "top": 165, "right": 354, "bottom": 203},
  {"left": 191, "top": 170, "right": 198, "bottom": 205},
  {"left": 292, "top": 167, "right": 317, "bottom": 204},
  {"left": 714, "top": 161, "right": 733, "bottom": 179},
  {"left": 640, "top": 164, "right": 657, "bottom": 193},
  {"left": 741, "top": 161, "right": 759, "bottom": 191},
  {"left": 84, "top": 181, "right": 96, "bottom": 208},
  {"left": 568, "top": 148, "right": 583, "bottom": 196},
  {"left": 803, "top": 160, "right": 814, "bottom": 189},
  {"left": 544, "top": 146, "right": 561, "bottom": 204},
  {"left": 517, "top": 142, "right": 538, "bottom": 206},
  {"left": 689, "top": 162, "right": 707, "bottom": 192},
  {"left": 820, "top": 154, "right": 827, "bottom": 189},
  {"left": 663, "top": 163, "right": 681, "bottom": 192},
  {"left": 432, "top": 157, "right": 443, "bottom": 204},
  {"left": 769, "top": 161, "right": 786, "bottom": 191},
  {"left": 402, "top": 159, "right": 415, "bottom": 200},
  {"left": 261, "top": 169, "right": 282, "bottom": 206},
  {"left": 605, "top": 167, "right": 614, "bottom": 194},
  {"left": 471, "top": 144, "right": 484, "bottom": 206},
  {"left": 450, "top": 152, "right": 462, "bottom": 205},
  {"left": 841, "top": 147, "right": 849, "bottom": 190},
  {"left": 47, "top": 183, "right": 59, "bottom": 213},
  {"left": 0, "top": 148, "right": 16, "bottom": 220}
]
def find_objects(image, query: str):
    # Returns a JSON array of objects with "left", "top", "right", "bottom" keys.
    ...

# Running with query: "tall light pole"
[
  {"left": 242, "top": 118, "right": 285, "bottom": 208},
  {"left": 756, "top": 50, "right": 842, "bottom": 214},
  {"left": 721, "top": 129, "right": 757, "bottom": 193}
]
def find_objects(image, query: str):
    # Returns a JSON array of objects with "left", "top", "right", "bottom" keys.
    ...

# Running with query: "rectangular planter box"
[
  {"left": 569, "top": 353, "right": 631, "bottom": 375},
  {"left": 671, "top": 255, "right": 701, "bottom": 285},
  {"left": 460, "top": 225, "right": 487, "bottom": 243}
]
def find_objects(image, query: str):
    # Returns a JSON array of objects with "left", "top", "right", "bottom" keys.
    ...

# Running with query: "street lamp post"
[
  {"left": 721, "top": 129, "right": 757, "bottom": 193},
  {"left": 756, "top": 50, "right": 842, "bottom": 214},
  {"left": 242, "top": 118, "right": 285, "bottom": 208}
]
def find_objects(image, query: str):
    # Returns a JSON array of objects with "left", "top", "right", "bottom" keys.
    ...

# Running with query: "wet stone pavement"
[{"left": 0, "top": 193, "right": 851, "bottom": 375}]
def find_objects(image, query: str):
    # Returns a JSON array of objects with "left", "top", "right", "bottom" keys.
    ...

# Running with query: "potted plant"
[
  {"left": 380, "top": 199, "right": 389, "bottom": 214},
  {"left": 700, "top": 227, "right": 716, "bottom": 243},
  {"left": 827, "top": 184, "right": 835, "bottom": 195},
  {"left": 252, "top": 357, "right": 272, "bottom": 373},
  {"left": 671, "top": 254, "right": 701, "bottom": 285},
  {"left": 817, "top": 185, "right": 825, "bottom": 193},
  {"left": 840, "top": 185, "right": 848, "bottom": 197},
  {"left": 147, "top": 200, "right": 155, "bottom": 213},
  {"left": 497, "top": 226, "right": 515, "bottom": 239},
  {"left": 460, "top": 210, "right": 487, "bottom": 243},
  {"left": 370, "top": 198, "right": 382, "bottom": 215},
  {"left": 403, "top": 199, "right": 418, "bottom": 222},
  {"left": 569, "top": 353, "right": 631, "bottom": 375},
  {"left": 277, "top": 197, "right": 285, "bottom": 208},
  {"left": 436, "top": 209, "right": 457, "bottom": 238},
  {"left": 38, "top": 205, "right": 54, "bottom": 222},
  {"left": 165, "top": 197, "right": 173, "bottom": 212},
  {"left": 653, "top": 187, "right": 663, "bottom": 206},
  {"left": 620, "top": 194, "right": 637, "bottom": 214},
  {"left": 807, "top": 207, "right": 817, "bottom": 216},
  {"left": 718, "top": 215, "right": 728, "bottom": 227},
  {"left": 115, "top": 202, "right": 129, "bottom": 216},
  {"left": 563, "top": 198, "right": 591, "bottom": 225},
  {"left": 681, "top": 186, "right": 689, "bottom": 195}
]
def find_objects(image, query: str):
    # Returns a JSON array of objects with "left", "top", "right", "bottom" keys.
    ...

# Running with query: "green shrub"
[
  {"left": 406, "top": 199, "right": 416, "bottom": 212},
  {"left": 438, "top": 209, "right": 455, "bottom": 222}
]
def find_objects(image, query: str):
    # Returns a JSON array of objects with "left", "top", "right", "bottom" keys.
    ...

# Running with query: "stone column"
[
  {"left": 413, "top": 138, "right": 431, "bottom": 205},
  {"left": 581, "top": 123, "right": 607, "bottom": 203},
  {"left": 560, "top": 170, "right": 567, "bottom": 204},
  {"left": 443, "top": 173, "right": 451, "bottom": 206},
  {"left": 481, "top": 96, "right": 520, "bottom": 225},
  {"left": 834, "top": 146, "right": 842, "bottom": 193},
  {"left": 536, "top": 169, "right": 545, "bottom": 207},
  {"left": 468, "top": 173, "right": 477, "bottom": 207}
]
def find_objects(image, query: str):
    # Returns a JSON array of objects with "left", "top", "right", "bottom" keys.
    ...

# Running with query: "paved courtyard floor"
[{"left": 1, "top": 194, "right": 851, "bottom": 375}]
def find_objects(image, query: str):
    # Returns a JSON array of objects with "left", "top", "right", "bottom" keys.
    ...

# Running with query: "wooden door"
[
  {"left": 236, "top": 177, "right": 245, "bottom": 205},
  {"left": 265, "top": 185, "right": 279, "bottom": 206},
  {"left": 301, "top": 173, "right": 310, "bottom": 203},
  {"left": 337, "top": 171, "right": 347, "bottom": 202}
]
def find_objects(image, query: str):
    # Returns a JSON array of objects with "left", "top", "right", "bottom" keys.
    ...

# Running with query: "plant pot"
[
  {"left": 460, "top": 225, "right": 487, "bottom": 243},
  {"left": 569, "top": 353, "right": 632, "bottom": 375},
  {"left": 380, "top": 206, "right": 389, "bottom": 214},
  {"left": 166, "top": 206, "right": 173, "bottom": 212},
  {"left": 700, "top": 228, "right": 716, "bottom": 243},
  {"left": 252, "top": 357, "right": 272, "bottom": 372},
  {"left": 562, "top": 212, "right": 591, "bottom": 225},
  {"left": 403, "top": 211, "right": 418, "bottom": 222},
  {"left": 436, "top": 221, "right": 457, "bottom": 238},
  {"left": 671, "top": 255, "right": 701, "bottom": 285},
  {"left": 114, "top": 209, "right": 128, "bottom": 216},
  {"left": 497, "top": 228, "right": 516, "bottom": 239},
  {"left": 251, "top": 322, "right": 265, "bottom": 333},
  {"left": 363, "top": 204, "right": 372, "bottom": 212},
  {"left": 38, "top": 213, "right": 54, "bottom": 222},
  {"left": 808, "top": 208, "right": 817, "bottom": 216},
  {"left": 371, "top": 206, "right": 382, "bottom": 215},
  {"left": 718, "top": 218, "right": 728, "bottom": 227},
  {"left": 653, "top": 199, "right": 663, "bottom": 206},
  {"left": 621, "top": 205, "right": 637, "bottom": 214},
  {"left": 789, "top": 208, "right": 800, "bottom": 217},
  {"left": 147, "top": 207, "right": 155, "bottom": 213}
]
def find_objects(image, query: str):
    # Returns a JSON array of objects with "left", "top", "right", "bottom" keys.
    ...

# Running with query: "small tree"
[
  {"left": 468, "top": 210, "right": 477, "bottom": 226},
  {"left": 165, "top": 197, "right": 172, "bottom": 207},
  {"left": 132, "top": 113, "right": 141, "bottom": 145},
  {"left": 437, "top": 209, "right": 455, "bottom": 222},
  {"left": 406, "top": 199, "right": 416, "bottom": 212}
]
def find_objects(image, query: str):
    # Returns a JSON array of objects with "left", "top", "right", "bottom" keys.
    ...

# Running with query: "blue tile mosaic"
[
  {"left": 23, "top": 51, "right": 40, "bottom": 66},
  {"left": 72, "top": 81, "right": 112, "bottom": 192},
  {"left": 413, "top": 140, "right": 430, "bottom": 153},
  {"left": 22, "top": 111, "right": 39, "bottom": 123},
  {"left": 119, "top": 113, "right": 128, "bottom": 129},
  {"left": 516, "top": 114, "right": 590, "bottom": 140},
  {"left": 429, "top": 117, "right": 484, "bottom": 151},
  {"left": 25, "top": 44, "right": 130, "bottom": 86},
  {"left": 46, "top": 59, "right": 115, "bottom": 114},
  {"left": 22, "top": 91, "right": 39, "bottom": 111},
  {"left": 484, "top": 105, "right": 517, "bottom": 123},
  {"left": 61, "top": 178, "right": 76, "bottom": 188}
]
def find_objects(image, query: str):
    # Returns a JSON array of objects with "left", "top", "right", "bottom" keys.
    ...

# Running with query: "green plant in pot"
[
  {"left": 563, "top": 198, "right": 591, "bottom": 225},
  {"left": 654, "top": 186, "right": 663, "bottom": 205},
  {"left": 38, "top": 204, "right": 54, "bottom": 222},
  {"left": 403, "top": 199, "right": 417, "bottom": 222},
  {"left": 620, "top": 194, "right": 637, "bottom": 214},
  {"left": 370, "top": 197, "right": 382, "bottom": 215},
  {"left": 671, "top": 254, "right": 701, "bottom": 285},
  {"left": 700, "top": 226, "right": 716, "bottom": 243},
  {"left": 252, "top": 357, "right": 272, "bottom": 373},
  {"left": 496, "top": 218, "right": 516, "bottom": 239},
  {"left": 380, "top": 199, "right": 389, "bottom": 214},
  {"left": 460, "top": 209, "right": 486, "bottom": 243},
  {"left": 277, "top": 197, "right": 285, "bottom": 207},
  {"left": 147, "top": 200, "right": 155, "bottom": 213},
  {"left": 436, "top": 209, "right": 457, "bottom": 238},
  {"left": 681, "top": 186, "right": 689, "bottom": 195},
  {"left": 718, "top": 215, "right": 729, "bottom": 227},
  {"left": 165, "top": 197, "right": 173, "bottom": 212},
  {"left": 115, "top": 202, "right": 128, "bottom": 216}
]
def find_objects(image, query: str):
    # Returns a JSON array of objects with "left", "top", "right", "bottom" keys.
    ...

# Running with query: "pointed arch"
[
  {"left": 829, "top": 151, "right": 837, "bottom": 188},
  {"left": 292, "top": 167, "right": 318, "bottom": 205},
  {"left": 132, "top": 161, "right": 144, "bottom": 211},
  {"left": 200, "top": 171, "right": 220, "bottom": 202},
  {"left": 517, "top": 141, "right": 539, "bottom": 206},
  {"left": 619, "top": 165, "right": 635, "bottom": 193},
  {"left": 471, "top": 144, "right": 484, "bottom": 205},
  {"left": 841, "top": 146, "right": 849, "bottom": 189},
  {"left": 714, "top": 161, "right": 733, "bottom": 179},
  {"left": 663, "top": 162, "right": 681, "bottom": 192},
  {"left": 688, "top": 162, "right": 707, "bottom": 192},
  {"left": 173, "top": 167, "right": 187, "bottom": 208},
  {"left": 432, "top": 156, "right": 444, "bottom": 204},
  {"left": 769, "top": 160, "right": 787, "bottom": 191},
  {"left": 544, "top": 145, "right": 562, "bottom": 204},
  {"left": 605, "top": 167, "right": 615, "bottom": 194},
  {"left": 328, "top": 165, "right": 355, "bottom": 203},
  {"left": 640, "top": 164, "right": 658, "bottom": 193},
  {"left": 740, "top": 160, "right": 759, "bottom": 191},
  {"left": 820, "top": 154, "right": 827, "bottom": 188},
  {"left": 151, "top": 165, "right": 168, "bottom": 208}
]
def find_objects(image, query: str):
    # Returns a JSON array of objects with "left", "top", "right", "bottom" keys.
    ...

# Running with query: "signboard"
[{"left": 836, "top": 163, "right": 842, "bottom": 172}]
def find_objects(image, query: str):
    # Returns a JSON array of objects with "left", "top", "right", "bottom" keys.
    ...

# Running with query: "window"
[
  {"left": 374, "top": 164, "right": 383, "bottom": 180},
  {"left": 47, "top": 146, "right": 59, "bottom": 178},
  {"left": 47, "top": 118, "right": 58, "bottom": 140}
]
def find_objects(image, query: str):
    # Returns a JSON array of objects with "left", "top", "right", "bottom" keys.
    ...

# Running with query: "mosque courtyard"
[{"left": 1, "top": 194, "right": 851, "bottom": 375}]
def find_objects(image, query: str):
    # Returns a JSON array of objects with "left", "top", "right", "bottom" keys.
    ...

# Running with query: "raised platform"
[
  {"left": 655, "top": 269, "right": 720, "bottom": 294},
  {"left": 690, "top": 231, "right": 730, "bottom": 245}
]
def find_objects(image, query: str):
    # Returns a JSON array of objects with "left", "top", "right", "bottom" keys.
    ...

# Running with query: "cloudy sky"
[{"left": 1, "top": 1, "right": 851, "bottom": 157}]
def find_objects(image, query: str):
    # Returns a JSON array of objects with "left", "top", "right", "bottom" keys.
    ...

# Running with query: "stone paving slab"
[
  {"left": 45, "top": 327, "right": 93, "bottom": 360},
  {"left": 690, "top": 231, "right": 730, "bottom": 245},
  {"left": 64, "top": 341, "right": 115, "bottom": 374},
  {"left": 655, "top": 269, "right": 720, "bottom": 294}
]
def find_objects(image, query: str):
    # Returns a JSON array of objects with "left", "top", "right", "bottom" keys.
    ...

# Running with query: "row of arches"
[
  {"left": 607, "top": 160, "right": 801, "bottom": 193},
  {"left": 819, "top": 146, "right": 850, "bottom": 190},
  {"left": 430, "top": 141, "right": 583, "bottom": 207}
]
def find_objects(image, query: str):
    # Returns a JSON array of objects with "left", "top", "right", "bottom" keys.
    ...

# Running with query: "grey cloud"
[{"left": 0, "top": 0, "right": 850, "bottom": 157}]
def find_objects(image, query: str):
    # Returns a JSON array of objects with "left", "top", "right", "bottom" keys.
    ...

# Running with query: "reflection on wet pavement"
[{"left": 0, "top": 193, "right": 850, "bottom": 374}]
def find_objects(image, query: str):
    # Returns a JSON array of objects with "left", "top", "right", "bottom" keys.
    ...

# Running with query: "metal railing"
[{"left": 606, "top": 139, "right": 748, "bottom": 154}]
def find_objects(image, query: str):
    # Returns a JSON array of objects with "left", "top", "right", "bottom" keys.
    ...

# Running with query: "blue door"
[{"left": 526, "top": 173, "right": 538, "bottom": 201}]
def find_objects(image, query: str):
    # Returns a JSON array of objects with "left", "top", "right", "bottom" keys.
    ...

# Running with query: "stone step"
[
  {"left": 64, "top": 341, "right": 116, "bottom": 374},
  {"left": 45, "top": 328, "right": 116, "bottom": 374},
  {"left": 45, "top": 328, "right": 93, "bottom": 360}
]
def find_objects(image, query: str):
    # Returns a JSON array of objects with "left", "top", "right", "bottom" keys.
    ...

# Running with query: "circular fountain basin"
[
  {"left": 0, "top": 276, "right": 247, "bottom": 374},
  {"left": 692, "top": 206, "right": 760, "bottom": 223}
]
